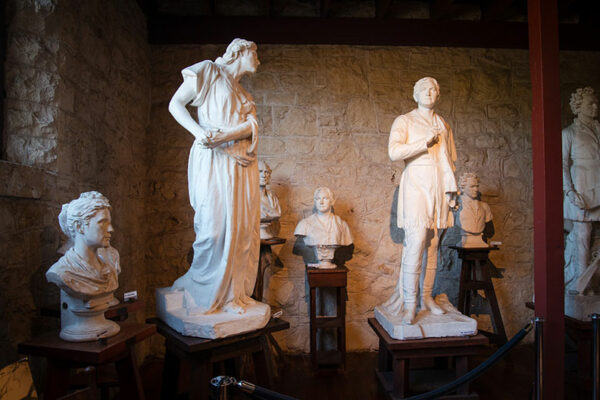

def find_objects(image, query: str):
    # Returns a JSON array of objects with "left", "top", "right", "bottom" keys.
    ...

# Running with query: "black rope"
[{"left": 404, "top": 321, "right": 534, "bottom": 400}]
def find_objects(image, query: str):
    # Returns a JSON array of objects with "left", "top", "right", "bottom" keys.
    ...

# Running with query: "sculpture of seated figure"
[
  {"left": 259, "top": 160, "right": 281, "bottom": 239},
  {"left": 46, "top": 191, "right": 121, "bottom": 342},
  {"left": 455, "top": 172, "right": 493, "bottom": 248},
  {"left": 294, "top": 187, "right": 353, "bottom": 269}
]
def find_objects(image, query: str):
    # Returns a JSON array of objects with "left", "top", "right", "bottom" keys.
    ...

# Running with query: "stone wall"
[
  {"left": 2, "top": 1, "right": 600, "bottom": 365},
  {"left": 147, "top": 44, "right": 600, "bottom": 353},
  {"left": 0, "top": 0, "right": 150, "bottom": 366}
]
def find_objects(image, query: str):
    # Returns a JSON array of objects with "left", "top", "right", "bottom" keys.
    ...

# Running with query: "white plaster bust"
[
  {"left": 294, "top": 187, "right": 353, "bottom": 268},
  {"left": 563, "top": 87, "right": 600, "bottom": 294},
  {"left": 156, "top": 39, "right": 270, "bottom": 338},
  {"left": 455, "top": 172, "right": 493, "bottom": 248},
  {"left": 46, "top": 191, "right": 121, "bottom": 342},
  {"left": 259, "top": 160, "right": 281, "bottom": 239}
]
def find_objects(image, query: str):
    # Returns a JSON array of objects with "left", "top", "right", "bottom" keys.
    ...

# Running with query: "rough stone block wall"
[
  {"left": 147, "top": 44, "right": 600, "bottom": 353},
  {"left": 1, "top": 0, "right": 150, "bottom": 366}
]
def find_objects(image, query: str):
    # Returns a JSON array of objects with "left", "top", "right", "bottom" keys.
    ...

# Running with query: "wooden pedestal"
[
  {"left": 306, "top": 266, "right": 347, "bottom": 371},
  {"left": 18, "top": 322, "right": 156, "bottom": 400},
  {"left": 150, "top": 317, "right": 289, "bottom": 400},
  {"left": 452, "top": 246, "right": 508, "bottom": 345},
  {"left": 369, "top": 318, "right": 488, "bottom": 399},
  {"left": 254, "top": 237, "right": 286, "bottom": 301}
]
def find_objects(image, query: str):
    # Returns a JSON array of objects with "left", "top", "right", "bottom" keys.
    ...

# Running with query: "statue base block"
[
  {"left": 374, "top": 295, "right": 478, "bottom": 340},
  {"left": 565, "top": 293, "right": 600, "bottom": 321},
  {"left": 155, "top": 287, "right": 271, "bottom": 339}
]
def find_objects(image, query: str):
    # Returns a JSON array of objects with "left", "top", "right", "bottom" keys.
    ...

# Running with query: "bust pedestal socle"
[
  {"left": 46, "top": 191, "right": 120, "bottom": 342},
  {"left": 155, "top": 39, "right": 270, "bottom": 338}
]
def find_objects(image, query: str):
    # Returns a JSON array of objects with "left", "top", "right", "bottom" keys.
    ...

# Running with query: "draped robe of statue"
[
  {"left": 172, "top": 60, "right": 260, "bottom": 313},
  {"left": 46, "top": 247, "right": 120, "bottom": 298}
]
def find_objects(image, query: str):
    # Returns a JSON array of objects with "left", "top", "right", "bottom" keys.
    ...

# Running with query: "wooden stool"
[
  {"left": 369, "top": 318, "right": 488, "bottom": 399},
  {"left": 306, "top": 266, "right": 347, "bottom": 371},
  {"left": 18, "top": 322, "right": 156, "bottom": 400},
  {"left": 451, "top": 246, "right": 508, "bottom": 345},
  {"left": 149, "top": 317, "right": 289, "bottom": 400}
]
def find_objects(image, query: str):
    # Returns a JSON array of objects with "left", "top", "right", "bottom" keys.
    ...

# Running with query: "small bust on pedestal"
[
  {"left": 259, "top": 160, "right": 281, "bottom": 239},
  {"left": 294, "top": 187, "right": 353, "bottom": 269},
  {"left": 46, "top": 191, "right": 121, "bottom": 342},
  {"left": 455, "top": 172, "right": 494, "bottom": 248}
]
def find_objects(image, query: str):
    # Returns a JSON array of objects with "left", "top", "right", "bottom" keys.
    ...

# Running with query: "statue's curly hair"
[
  {"left": 458, "top": 172, "right": 479, "bottom": 190},
  {"left": 58, "top": 191, "right": 111, "bottom": 240},
  {"left": 569, "top": 87, "right": 597, "bottom": 115},
  {"left": 215, "top": 38, "right": 257, "bottom": 66}
]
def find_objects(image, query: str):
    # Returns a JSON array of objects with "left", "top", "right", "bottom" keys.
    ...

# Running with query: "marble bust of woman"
[
  {"left": 294, "top": 187, "right": 353, "bottom": 268},
  {"left": 46, "top": 191, "right": 121, "bottom": 342}
]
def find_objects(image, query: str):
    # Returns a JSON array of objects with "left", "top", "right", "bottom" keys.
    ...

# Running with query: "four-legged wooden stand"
[
  {"left": 18, "top": 322, "right": 156, "bottom": 400},
  {"left": 150, "top": 317, "right": 289, "bottom": 399},
  {"left": 369, "top": 318, "right": 488, "bottom": 399},
  {"left": 306, "top": 266, "right": 347, "bottom": 371},
  {"left": 452, "top": 246, "right": 508, "bottom": 345}
]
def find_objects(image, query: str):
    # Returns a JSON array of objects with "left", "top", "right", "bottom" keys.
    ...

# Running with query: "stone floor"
[{"left": 139, "top": 343, "right": 580, "bottom": 399}]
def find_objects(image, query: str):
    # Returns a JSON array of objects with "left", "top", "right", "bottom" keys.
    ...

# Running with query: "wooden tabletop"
[
  {"left": 261, "top": 237, "right": 286, "bottom": 246},
  {"left": 147, "top": 317, "right": 290, "bottom": 353},
  {"left": 18, "top": 323, "right": 156, "bottom": 364},
  {"left": 368, "top": 318, "right": 489, "bottom": 350}
]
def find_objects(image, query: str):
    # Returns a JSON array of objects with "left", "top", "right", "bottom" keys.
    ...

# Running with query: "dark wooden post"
[{"left": 527, "top": 0, "right": 564, "bottom": 398}]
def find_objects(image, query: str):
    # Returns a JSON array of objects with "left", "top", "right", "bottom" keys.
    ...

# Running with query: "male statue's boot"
[
  {"left": 402, "top": 270, "right": 419, "bottom": 324},
  {"left": 421, "top": 267, "right": 445, "bottom": 315}
]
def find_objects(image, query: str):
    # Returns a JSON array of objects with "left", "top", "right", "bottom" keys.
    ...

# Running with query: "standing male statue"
[
  {"left": 563, "top": 87, "right": 600, "bottom": 293},
  {"left": 379, "top": 77, "right": 458, "bottom": 325}
]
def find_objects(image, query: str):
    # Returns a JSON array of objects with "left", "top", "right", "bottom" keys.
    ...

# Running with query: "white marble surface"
[
  {"left": 374, "top": 294, "right": 477, "bottom": 340},
  {"left": 156, "top": 287, "right": 270, "bottom": 338},
  {"left": 159, "top": 39, "right": 270, "bottom": 337},
  {"left": 45, "top": 191, "right": 121, "bottom": 342}
]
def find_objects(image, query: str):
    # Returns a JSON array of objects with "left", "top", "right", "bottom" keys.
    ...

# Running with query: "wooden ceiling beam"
[
  {"left": 430, "top": 0, "right": 455, "bottom": 20},
  {"left": 147, "top": 15, "right": 600, "bottom": 50},
  {"left": 375, "top": 0, "right": 392, "bottom": 19},
  {"left": 481, "top": 0, "right": 515, "bottom": 21},
  {"left": 319, "top": 0, "right": 331, "bottom": 18}
]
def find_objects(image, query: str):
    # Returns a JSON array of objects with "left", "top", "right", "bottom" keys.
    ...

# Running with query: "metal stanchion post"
[
  {"left": 593, "top": 314, "right": 599, "bottom": 400},
  {"left": 211, "top": 376, "right": 236, "bottom": 400},
  {"left": 535, "top": 317, "right": 544, "bottom": 400}
]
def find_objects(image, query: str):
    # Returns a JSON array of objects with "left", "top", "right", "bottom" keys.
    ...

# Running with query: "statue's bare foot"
[
  {"left": 402, "top": 303, "right": 416, "bottom": 325},
  {"left": 422, "top": 296, "right": 445, "bottom": 315}
]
